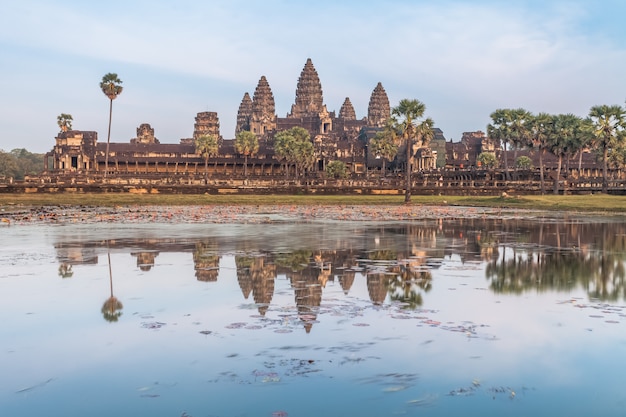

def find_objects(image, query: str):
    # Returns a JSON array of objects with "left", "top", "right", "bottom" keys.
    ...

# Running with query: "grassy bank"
[{"left": 0, "top": 193, "right": 625, "bottom": 213}]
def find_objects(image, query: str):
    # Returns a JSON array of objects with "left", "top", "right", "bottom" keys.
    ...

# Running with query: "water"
[{"left": 1, "top": 216, "right": 626, "bottom": 416}]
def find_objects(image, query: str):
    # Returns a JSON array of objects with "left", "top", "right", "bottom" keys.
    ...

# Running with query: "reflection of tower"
[
  {"left": 339, "top": 271, "right": 355, "bottom": 294},
  {"left": 366, "top": 273, "right": 390, "bottom": 305},
  {"left": 290, "top": 272, "right": 323, "bottom": 333},
  {"left": 237, "top": 255, "right": 277, "bottom": 315},
  {"left": 251, "top": 257, "right": 276, "bottom": 316},
  {"left": 193, "top": 241, "right": 221, "bottom": 282},
  {"left": 131, "top": 251, "right": 158, "bottom": 271}
]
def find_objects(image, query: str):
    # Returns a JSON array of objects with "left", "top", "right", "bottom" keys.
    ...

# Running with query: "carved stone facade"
[
  {"left": 131, "top": 123, "right": 159, "bottom": 144},
  {"left": 193, "top": 112, "right": 221, "bottom": 140},
  {"left": 45, "top": 58, "right": 440, "bottom": 177}
]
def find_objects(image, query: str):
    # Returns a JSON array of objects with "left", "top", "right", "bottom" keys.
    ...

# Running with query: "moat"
[{"left": 2, "top": 216, "right": 625, "bottom": 416}]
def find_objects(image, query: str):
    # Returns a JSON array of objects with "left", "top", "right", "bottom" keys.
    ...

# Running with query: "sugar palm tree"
[
  {"left": 234, "top": 130, "right": 259, "bottom": 177},
  {"left": 194, "top": 134, "right": 219, "bottom": 183},
  {"left": 56, "top": 113, "right": 73, "bottom": 132},
  {"left": 550, "top": 114, "right": 583, "bottom": 194},
  {"left": 99, "top": 73, "right": 123, "bottom": 178},
  {"left": 391, "top": 99, "right": 433, "bottom": 203},
  {"left": 487, "top": 109, "right": 511, "bottom": 179},
  {"left": 528, "top": 112, "right": 554, "bottom": 195},
  {"left": 588, "top": 104, "right": 626, "bottom": 193},
  {"left": 369, "top": 130, "right": 398, "bottom": 176}
]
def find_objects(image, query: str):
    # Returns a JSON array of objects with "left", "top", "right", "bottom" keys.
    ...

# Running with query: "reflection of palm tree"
[
  {"left": 102, "top": 252, "right": 123, "bottom": 322},
  {"left": 388, "top": 266, "right": 433, "bottom": 309},
  {"left": 58, "top": 263, "right": 73, "bottom": 278}
]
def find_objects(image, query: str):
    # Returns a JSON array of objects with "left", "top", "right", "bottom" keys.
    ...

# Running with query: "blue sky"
[{"left": 1, "top": 0, "right": 625, "bottom": 153}]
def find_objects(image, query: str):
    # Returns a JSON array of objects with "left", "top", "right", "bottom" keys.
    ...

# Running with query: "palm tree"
[
  {"left": 487, "top": 109, "right": 511, "bottom": 179},
  {"left": 194, "top": 134, "right": 219, "bottom": 183},
  {"left": 99, "top": 73, "right": 123, "bottom": 178},
  {"left": 234, "top": 130, "right": 259, "bottom": 177},
  {"left": 508, "top": 108, "right": 532, "bottom": 179},
  {"left": 528, "top": 112, "right": 554, "bottom": 194},
  {"left": 56, "top": 113, "right": 73, "bottom": 132},
  {"left": 550, "top": 114, "right": 583, "bottom": 195},
  {"left": 588, "top": 104, "right": 626, "bottom": 193},
  {"left": 273, "top": 127, "right": 313, "bottom": 179},
  {"left": 391, "top": 99, "right": 433, "bottom": 203},
  {"left": 369, "top": 129, "right": 398, "bottom": 176}
]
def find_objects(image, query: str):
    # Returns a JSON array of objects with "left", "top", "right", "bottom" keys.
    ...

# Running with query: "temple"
[{"left": 45, "top": 58, "right": 439, "bottom": 178}]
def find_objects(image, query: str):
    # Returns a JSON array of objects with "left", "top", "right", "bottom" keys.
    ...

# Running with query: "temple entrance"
[{"left": 71, "top": 156, "right": 78, "bottom": 169}]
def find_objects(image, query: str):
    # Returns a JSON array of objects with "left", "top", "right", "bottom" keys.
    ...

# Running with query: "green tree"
[
  {"left": 194, "top": 134, "right": 219, "bottom": 182},
  {"left": 369, "top": 130, "right": 398, "bottom": 176},
  {"left": 326, "top": 160, "right": 348, "bottom": 179},
  {"left": 57, "top": 113, "right": 73, "bottom": 132},
  {"left": 550, "top": 114, "right": 584, "bottom": 194},
  {"left": 0, "top": 150, "right": 19, "bottom": 179},
  {"left": 273, "top": 127, "right": 314, "bottom": 179},
  {"left": 391, "top": 99, "right": 433, "bottom": 203},
  {"left": 588, "top": 104, "right": 626, "bottom": 193},
  {"left": 515, "top": 155, "right": 532, "bottom": 170},
  {"left": 528, "top": 112, "right": 554, "bottom": 194},
  {"left": 99, "top": 73, "right": 123, "bottom": 178},
  {"left": 234, "top": 130, "right": 259, "bottom": 177},
  {"left": 487, "top": 108, "right": 531, "bottom": 180},
  {"left": 477, "top": 152, "right": 497, "bottom": 168}
]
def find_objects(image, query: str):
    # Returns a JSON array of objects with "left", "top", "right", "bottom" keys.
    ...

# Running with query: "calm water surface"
[{"left": 1, "top": 216, "right": 626, "bottom": 416}]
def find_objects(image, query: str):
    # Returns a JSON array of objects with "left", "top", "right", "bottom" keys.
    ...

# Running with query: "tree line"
[
  {"left": 486, "top": 105, "right": 626, "bottom": 194},
  {"left": 0, "top": 148, "right": 45, "bottom": 180}
]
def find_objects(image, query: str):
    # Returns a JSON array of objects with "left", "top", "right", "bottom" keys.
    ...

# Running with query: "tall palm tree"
[
  {"left": 487, "top": 109, "right": 511, "bottom": 179},
  {"left": 550, "top": 114, "right": 583, "bottom": 195},
  {"left": 234, "top": 130, "right": 259, "bottom": 177},
  {"left": 194, "top": 134, "right": 219, "bottom": 183},
  {"left": 391, "top": 99, "right": 432, "bottom": 203},
  {"left": 99, "top": 73, "right": 123, "bottom": 178},
  {"left": 508, "top": 108, "right": 532, "bottom": 179},
  {"left": 528, "top": 112, "right": 554, "bottom": 194},
  {"left": 588, "top": 104, "right": 626, "bottom": 193},
  {"left": 369, "top": 129, "right": 398, "bottom": 176},
  {"left": 56, "top": 113, "right": 73, "bottom": 132}
]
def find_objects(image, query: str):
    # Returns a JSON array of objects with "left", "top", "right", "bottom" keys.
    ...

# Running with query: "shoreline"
[{"left": 0, "top": 203, "right": 618, "bottom": 226}]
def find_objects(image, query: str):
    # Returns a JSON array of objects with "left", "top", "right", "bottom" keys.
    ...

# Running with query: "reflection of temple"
[
  {"left": 236, "top": 256, "right": 276, "bottom": 316},
  {"left": 193, "top": 241, "right": 221, "bottom": 282},
  {"left": 50, "top": 220, "right": 626, "bottom": 327},
  {"left": 131, "top": 251, "right": 158, "bottom": 271}
]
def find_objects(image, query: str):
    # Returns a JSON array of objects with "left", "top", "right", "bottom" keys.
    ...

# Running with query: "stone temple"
[{"left": 45, "top": 58, "right": 438, "bottom": 176}]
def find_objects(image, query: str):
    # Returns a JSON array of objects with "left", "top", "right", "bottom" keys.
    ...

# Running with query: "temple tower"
[
  {"left": 193, "top": 111, "right": 221, "bottom": 140},
  {"left": 367, "top": 82, "right": 391, "bottom": 127},
  {"left": 249, "top": 76, "right": 277, "bottom": 136},
  {"left": 338, "top": 97, "right": 357, "bottom": 120},
  {"left": 289, "top": 58, "right": 325, "bottom": 118},
  {"left": 132, "top": 123, "right": 159, "bottom": 144},
  {"left": 235, "top": 92, "right": 253, "bottom": 134}
]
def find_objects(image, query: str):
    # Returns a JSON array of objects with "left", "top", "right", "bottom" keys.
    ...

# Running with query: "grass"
[{"left": 0, "top": 192, "right": 625, "bottom": 214}]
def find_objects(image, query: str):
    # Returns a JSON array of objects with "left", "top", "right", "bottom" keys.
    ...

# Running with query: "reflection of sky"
[{"left": 1, "top": 223, "right": 626, "bottom": 416}]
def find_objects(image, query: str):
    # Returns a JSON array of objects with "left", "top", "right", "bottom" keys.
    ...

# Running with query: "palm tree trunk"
[
  {"left": 539, "top": 149, "right": 545, "bottom": 195},
  {"left": 602, "top": 145, "right": 608, "bottom": 193},
  {"left": 405, "top": 137, "right": 411, "bottom": 203},
  {"left": 553, "top": 155, "right": 562, "bottom": 195},
  {"left": 502, "top": 142, "right": 509, "bottom": 181},
  {"left": 104, "top": 99, "right": 113, "bottom": 179},
  {"left": 244, "top": 154, "right": 248, "bottom": 177},
  {"left": 204, "top": 156, "right": 208, "bottom": 184}
]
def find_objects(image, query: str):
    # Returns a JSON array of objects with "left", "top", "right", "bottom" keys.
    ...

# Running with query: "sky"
[{"left": 1, "top": 0, "right": 626, "bottom": 153}]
